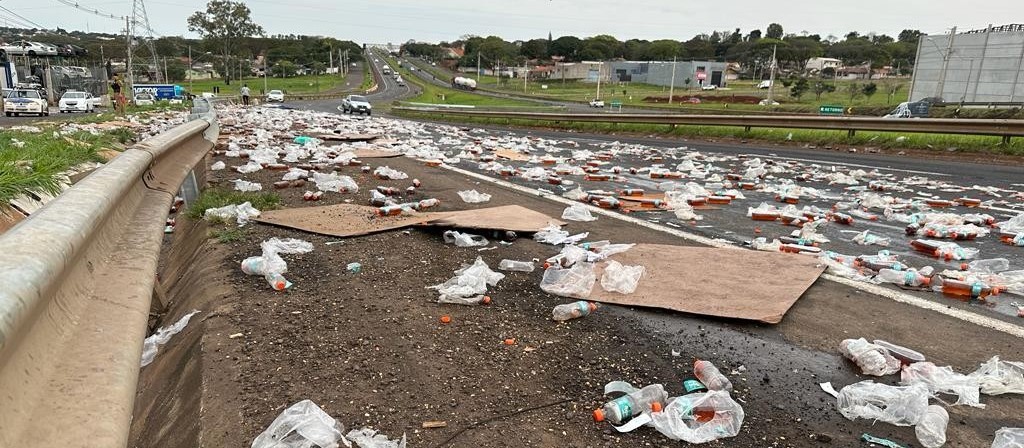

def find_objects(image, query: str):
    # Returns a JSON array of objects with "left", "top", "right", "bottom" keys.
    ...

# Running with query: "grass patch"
[
  {"left": 185, "top": 188, "right": 282, "bottom": 221},
  {"left": 0, "top": 128, "right": 126, "bottom": 205},
  {"left": 210, "top": 226, "right": 249, "bottom": 243},
  {"left": 359, "top": 63, "right": 374, "bottom": 91},
  {"left": 393, "top": 109, "right": 1024, "bottom": 156},
  {"left": 186, "top": 74, "right": 347, "bottom": 96}
]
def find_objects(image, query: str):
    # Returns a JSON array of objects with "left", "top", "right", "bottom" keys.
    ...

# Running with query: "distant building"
[
  {"left": 909, "top": 24, "right": 1024, "bottom": 103},
  {"left": 550, "top": 62, "right": 608, "bottom": 82},
  {"left": 609, "top": 60, "right": 729, "bottom": 87},
  {"left": 805, "top": 57, "right": 842, "bottom": 72}
]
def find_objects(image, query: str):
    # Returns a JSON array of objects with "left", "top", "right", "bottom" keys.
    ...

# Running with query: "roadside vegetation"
[
  {"left": 393, "top": 110, "right": 1024, "bottom": 156},
  {"left": 185, "top": 188, "right": 281, "bottom": 222},
  {"left": 187, "top": 74, "right": 348, "bottom": 96},
  {"left": 382, "top": 55, "right": 535, "bottom": 108}
]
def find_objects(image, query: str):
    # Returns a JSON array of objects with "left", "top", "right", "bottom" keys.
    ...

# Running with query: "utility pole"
[
  {"left": 163, "top": 57, "right": 167, "bottom": 83},
  {"left": 263, "top": 51, "right": 268, "bottom": 93},
  {"left": 188, "top": 45, "right": 192, "bottom": 94},
  {"left": 668, "top": 56, "right": 677, "bottom": 105},
  {"left": 595, "top": 62, "right": 602, "bottom": 100},
  {"left": 125, "top": 15, "right": 133, "bottom": 89},
  {"left": 766, "top": 44, "right": 778, "bottom": 106},
  {"left": 477, "top": 52, "right": 481, "bottom": 82},
  {"left": 523, "top": 60, "right": 528, "bottom": 93},
  {"left": 935, "top": 26, "right": 957, "bottom": 100},
  {"left": 329, "top": 45, "right": 334, "bottom": 74}
]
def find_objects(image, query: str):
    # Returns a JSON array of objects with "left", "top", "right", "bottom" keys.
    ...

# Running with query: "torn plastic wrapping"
[
  {"left": 969, "top": 356, "right": 1024, "bottom": 396},
  {"left": 840, "top": 338, "right": 901, "bottom": 376},
  {"left": 457, "top": 189, "right": 492, "bottom": 203},
  {"left": 236, "top": 160, "right": 264, "bottom": 174},
  {"left": 345, "top": 428, "right": 406, "bottom": 448},
  {"left": 250, "top": 399, "right": 347, "bottom": 448},
  {"left": 373, "top": 166, "right": 408, "bottom": 180},
  {"left": 836, "top": 381, "right": 930, "bottom": 426},
  {"left": 211, "top": 160, "right": 226, "bottom": 170},
  {"left": 428, "top": 257, "right": 504, "bottom": 299},
  {"left": 241, "top": 238, "right": 314, "bottom": 290},
  {"left": 534, "top": 223, "right": 587, "bottom": 245},
  {"left": 442, "top": 230, "right": 489, "bottom": 247},
  {"left": 600, "top": 260, "right": 644, "bottom": 294},
  {"left": 562, "top": 204, "right": 598, "bottom": 222},
  {"left": 312, "top": 172, "right": 359, "bottom": 193},
  {"left": 140, "top": 310, "right": 200, "bottom": 367},
  {"left": 540, "top": 262, "right": 596, "bottom": 298},
  {"left": 992, "top": 427, "right": 1024, "bottom": 448},
  {"left": 650, "top": 390, "right": 745, "bottom": 444},
  {"left": 282, "top": 167, "right": 310, "bottom": 181},
  {"left": 234, "top": 179, "right": 263, "bottom": 192},
  {"left": 901, "top": 362, "right": 983, "bottom": 407},
  {"left": 204, "top": 202, "right": 262, "bottom": 226},
  {"left": 853, "top": 230, "right": 891, "bottom": 247}
]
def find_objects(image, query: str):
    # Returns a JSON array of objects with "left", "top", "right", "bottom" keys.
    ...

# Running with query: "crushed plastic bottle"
[
  {"left": 593, "top": 383, "right": 668, "bottom": 425},
  {"left": 915, "top": 405, "right": 949, "bottom": 448},
  {"left": 693, "top": 359, "right": 734, "bottom": 392},
  {"left": 840, "top": 338, "right": 901, "bottom": 376},
  {"left": 438, "top": 294, "right": 491, "bottom": 306},
  {"left": 876, "top": 269, "right": 931, "bottom": 287},
  {"left": 498, "top": 259, "right": 535, "bottom": 272},
  {"left": 552, "top": 301, "right": 598, "bottom": 321},
  {"left": 442, "top": 230, "right": 489, "bottom": 248},
  {"left": 540, "top": 263, "right": 596, "bottom": 298},
  {"left": 599, "top": 260, "right": 644, "bottom": 294},
  {"left": 650, "top": 390, "right": 745, "bottom": 443}
]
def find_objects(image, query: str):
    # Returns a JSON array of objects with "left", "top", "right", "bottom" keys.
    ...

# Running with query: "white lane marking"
[
  {"left": 440, "top": 164, "right": 1024, "bottom": 340},
  {"left": 754, "top": 154, "right": 952, "bottom": 177}
]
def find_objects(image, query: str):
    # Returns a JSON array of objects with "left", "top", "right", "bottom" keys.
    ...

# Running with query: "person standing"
[
  {"left": 111, "top": 75, "right": 126, "bottom": 115},
  {"left": 240, "top": 84, "right": 251, "bottom": 106}
]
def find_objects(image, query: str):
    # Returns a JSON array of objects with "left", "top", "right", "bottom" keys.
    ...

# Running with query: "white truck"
[
  {"left": 451, "top": 76, "right": 477, "bottom": 91},
  {"left": 382, "top": 66, "right": 392, "bottom": 75}
]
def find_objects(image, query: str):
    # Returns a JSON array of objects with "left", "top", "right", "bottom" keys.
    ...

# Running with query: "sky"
[{"left": 1, "top": 0, "right": 1016, "bottom": 43}]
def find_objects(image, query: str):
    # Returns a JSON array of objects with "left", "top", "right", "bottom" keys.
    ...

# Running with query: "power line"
[
  {"left": 0, "top": 5, "right": 46, "bottom": 29},
  {"left": 53, "top": 0, "right": 124, "bottom": 21}
]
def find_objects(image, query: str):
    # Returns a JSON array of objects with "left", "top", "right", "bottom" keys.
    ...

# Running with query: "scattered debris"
[{"left": 140, "top": 310, "right": 200, "bottom": 367}]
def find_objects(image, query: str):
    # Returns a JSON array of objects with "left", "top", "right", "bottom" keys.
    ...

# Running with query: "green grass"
[
  {"left": 382, "top": 56, "right": 534, "bottom": 108},
  {"left": 359, "top": 63, "right": 374, "bottom": 91},
  {"left": 0, "top": 128, "right": 125, "bottom": 205},
  {"left": 186, "top": 74, "right": 348, "bottom": 96},
  {"left": 210, "top": 227, "right": 249, "bottom": 243},
  {"left": 393, "top": 109, "right": 1024, "bottom": 156},
  {"left": 185, "top": 188, "right": 282, "bottom": 222}
]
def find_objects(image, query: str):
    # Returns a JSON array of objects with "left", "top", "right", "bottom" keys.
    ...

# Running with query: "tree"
[
  {"left": 821, "top": 67, "right": 836, "bottom": 79},
  {"left": 187, "top": 0, "right": 264, "bottom": 84},
  {"left": 165, "top": 59, "right": 187, "bottom": 82},
  {"left": 684, "top": 78, "right": 692, "bottom": 91},
  {"left": 550, "top": 36, "right": 582, "bottom": 60},
  {"left": 812, "top": 81, "right": 836, "bottom": 100},
  {"left": 898, "top": 29, "right": 922, "bottom": 44},
  {"left": 861, "top": 82, "right": 878, "bottom": 101},
  {"left": 520, "top": 38, "right": 549, "bottom": 60},
  {"left": 747, "top": 29, "right": 762, "bottom": 41},
  {"left": 887, "top": 83, "right": 903, "bottom": 104},
  {"left": 275, "top": 60, "right": 296, "bottom": 78},
  {"left": 646, "top": 39, "right": 682, "bottom": 60},
  {"left": 846, "top": 82, "right": 862, "bottom": 101},
  {"left": 766, "top": 23, "right": 784, "bottom": 40},
  {"left": 781, "top": 36, "right": 824, "bottom": 72},
  {"left": 790, "top": 77, "right": 809, "bottom": 99}
]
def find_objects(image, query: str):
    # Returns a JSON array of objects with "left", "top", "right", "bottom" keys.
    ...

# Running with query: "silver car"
[{"left": 2, "top": 41, "right": 58, "bottom": 57}]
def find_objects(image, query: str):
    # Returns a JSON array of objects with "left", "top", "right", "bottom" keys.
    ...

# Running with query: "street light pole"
[
  {"left": 935, "top": 26, "right": 957, "bottom": 99},
  {"left": 767, "top": 44, "right": 777, "bottom": 105},
  {"left": 595, "top": 62, "right": 602, "bottom": 100},
  {"left": 188, "top": 45, "right": 192, "bottom": 94},
  {"left": 263, "top": 51, "right": 268, "bottom": 94},
  {"left": 668, "top": 57, "right": 677, "bottom": 105}
]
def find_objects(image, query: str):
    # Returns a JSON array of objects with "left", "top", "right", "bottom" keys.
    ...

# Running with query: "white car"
[
  {"left": 757, "top": 80, "right": 773, "bottom": 89},
  {"left": 341, "top": 95, "right": 372, "bottom": 115},
  {"left": 134, "top": 92, "right": 155, "bottom": 106},
  {"left": 266, "top": 90, "right": 284, "bottom": 102},
  {"left": 589, "top": 99, "right": 605, "bottom": 108},
  {"left": 5, "top": 89, "right": 49, "bottom": 116},
  {"left": 1, "top": 41, "right": 58, "bottom": 57},
  {"left": 701, "top": 84, "right": 718, "bottom": 91},
  {"left": 59, "top": 91, "right": 96, "bottom": 113}
]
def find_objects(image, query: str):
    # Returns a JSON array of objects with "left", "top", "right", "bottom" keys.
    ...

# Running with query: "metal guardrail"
[
  {"left": 395, "top": 108, "right": 1024, "bottom": 143},
  {"left": 0, "top": 99, "right": 218, "bottom": 447}
]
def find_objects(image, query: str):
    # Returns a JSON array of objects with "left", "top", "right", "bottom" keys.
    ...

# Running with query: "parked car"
[
  {"left": 57, "top": 44, "right": 88, "bottom": 58},
  {"left": 341, "top": 95, "right": 372, "bottom": 115},
  {"left": 701, "top": 84, "right": 718, "bottom": 91},
  {"left": 757, "top": 80, "right": 773, "bottom": 89},
  {"left": 266, "top": 89, "right": 285, "bottom": 102},
  {"left": 133, "top": 92, "right": 155, "bottom": 106},
  {"left": 396, "top": 77, "right": 406, "bottom": 86},
  {"left": 589, "top": 99, "right": 605, "bottom": 108},
  {"left": 70, "top": 66, "right": 92, "bottom": 78},
  {"left": 4, "top": 89, "right": 49, "bottom": 116},
  {"left": 1, "top": 41, "right": 58, "bottom": 57},
  {"left": 59, "top": 91, "right": 96, "bottom": 113}
]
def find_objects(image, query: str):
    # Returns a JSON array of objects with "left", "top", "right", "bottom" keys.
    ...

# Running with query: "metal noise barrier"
[
  {"left": 0, "top": 100, "right": 219, "bottom": 447},
  {"left": 393, "top": 109, "right": 1024, "bottom": 141}
]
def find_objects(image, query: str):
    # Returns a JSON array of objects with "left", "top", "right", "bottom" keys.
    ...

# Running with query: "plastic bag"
[
  {"left": 992, "top": 427, "right": 1024, "bottom": 448},
  {"left": 312, "top": 172, "right": 359, "bottom": 193},
  {"left": 234, "top": 179, "right": 263, "bottom": 192},
  {"left": 600, "top": 260, "right": 644, "bottom": 294},
  {"left": 251, "top": 400, "right": 347, "bottom": 448},
  {"left": 241, "top": 238, "right": 314, "bottom": 291},
  {"left": 442, "top": 230, "right": 489, "bottom": 247},
  {"left": 836, "top": 381, "right": 930, "bottom": 426},
  {"left": 915, "top": 405, "right": 948, "bottom": 448},
  {"left": 236, "top": 160, "right": 264, "bottom": 174},
  {"left": 853, "top": 230, "right": 891, "bottom": 247},
  {"left": 373, "top": 166, "right": 408, "bottom": 180},
  {"left": 498, "top": 259, "right": 535, "bottom": 272},
  {"left": 540, "top": 262, "right": 596, "bottom": 298},
  {"left": 140, "top": 310, "right": 200, "bottom": 367},
  {"left": 345, "top": 428, "right": 406, "bottom": 448},
  {"left": 282, "top": 168, "right": 310, "bottom": 181},
  {"left": 969, "top": 356, "right": 1024, "bottom": 396},
  {"left": 457, "top": 189, "right": 492, "bottom": 203},
  {"left": 534, "top": 223, "right": 588, "bottom": 245},
  {"left": 650, "top": 390, "right": 745, "bottom": 443},
  {"left": 211, "top": 160, "right": 226, "bottom": 170},
  {"left": 546, "top": 245, "right": 590, "bottom": 268},
  {"left": 203, "top": 202, "right": 261, "bottom": 226},
  {"left": 428, "top": 257, "right": 504, "bottom": 299},
  {"left": 673, "top": 204, "right": 702, "bottom": 221},
  {"left": 561, "top": 204, "right": 597, "bottom": 222},
  {"left": 901, "top": 362, "right": 983, "bottom": 407},
  {"left": 840, "top": 338, "right": 901, "bottom": 376}
]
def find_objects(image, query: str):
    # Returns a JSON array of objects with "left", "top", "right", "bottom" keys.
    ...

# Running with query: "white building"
[{"left": 805, "top": 57, "right": 842, "bottom": 72}]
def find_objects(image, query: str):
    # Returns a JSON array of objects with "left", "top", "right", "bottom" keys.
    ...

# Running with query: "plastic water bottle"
[
  {"left": 876, "top": 269, "right": 931, "bottom": 287},
  {"left": 915, "top": 405, "right": 948, "bottom": 448},
  {"left": 552, "top": 301, "right": 598, "bottom": 321},
  {"left": 438, "top": 295, "right": 491, "bottom": 306},
  {"left": 498, "top": 259, "right": 535, "bottom": 272},
  {"left": 693, "top": 360, "right": 733, "bottom": 392},
  {"left": 932, "top": 277, "right": 999, "bottom": 299},
  {"left": 415, "top": 198, "right": 440, "bottom": 210},
  {"left": 265, "top": 272, "right": 291, "bottom": 291},
  {"left": 593, "top": 384, "right": 668, "bottom": 425}
]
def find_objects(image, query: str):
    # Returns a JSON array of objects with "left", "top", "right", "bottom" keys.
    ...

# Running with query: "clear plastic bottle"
[
  {"left": 915, "top": 405, "right": 948, "bottom": 448},
  {"left": 593, "top": 384, "right": 668, "bottom": 425},
  {"left": 693, "top": 360, "right": 733, "bottom": 392},
  {"left": 438, "top": 295, "right": 491, "bottom": 306},
  {"left": 265, "top": 272, "right": 291, "bottom": 291},
  {"left": 552, "top": 301, "right": 598, "bottom": 321},
  {"left": 498, "top": 259, "right": 535, "bottom": 272},
  {"left": 932, "top": 277, "right": 999, "bottom": 299},
  {"left": 876, "top": 269, "right": 931, "bottom": 287}
]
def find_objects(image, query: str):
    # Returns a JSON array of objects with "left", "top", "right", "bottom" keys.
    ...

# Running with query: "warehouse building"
[
  {"left": 610, "top": 60, "right": 728, "bottom": 88},
  {"left": 909, "top": 24, "right": 1024, "bottom": 104}
]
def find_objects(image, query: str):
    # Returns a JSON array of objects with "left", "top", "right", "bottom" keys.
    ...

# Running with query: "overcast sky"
[{"left": 2, "top": 0, "right": 1015, "bottom": 43}]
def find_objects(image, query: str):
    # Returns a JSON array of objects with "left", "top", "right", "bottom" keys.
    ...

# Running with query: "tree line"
[{"left": 403, "top": 24, "right": 922, "bottom": 76}]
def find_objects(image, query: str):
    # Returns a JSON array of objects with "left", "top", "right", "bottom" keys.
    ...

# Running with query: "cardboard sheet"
[
  {"left": 256, "top": 204, "right": 563, "bottom": 237},
  {"left": 351, "top": 149, "right": 403, "bottom": 158},
  {"left": 314, "top": 133, "right": 381, "bottom": 142},
  {"left": 589, "top": 244, "right": 824, "bottom": 324},
  {"left": 495, "top": 149, "right": 531, "bottom": 161}
]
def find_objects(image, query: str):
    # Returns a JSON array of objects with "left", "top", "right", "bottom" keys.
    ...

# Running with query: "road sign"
[
  {"left": 696, "top": 71, "right": 707, "bottom": 80},
  {"left": 819, "top": 105, "right": 844, "bottom": 115}
]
